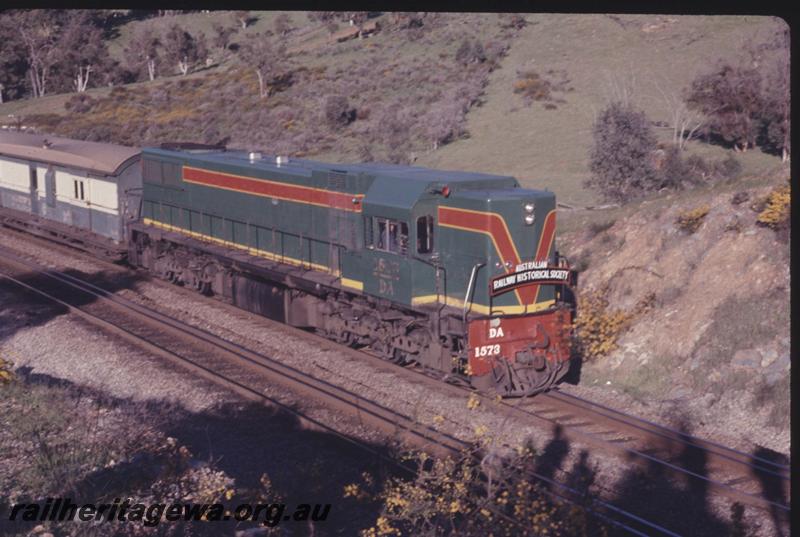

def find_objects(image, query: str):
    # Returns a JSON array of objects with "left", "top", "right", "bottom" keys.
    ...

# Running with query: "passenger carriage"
[{"left": 0, "top": 132, "right": 140, "bottom": 259}]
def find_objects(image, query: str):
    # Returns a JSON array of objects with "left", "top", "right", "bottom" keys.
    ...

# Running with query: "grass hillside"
[
  {"left": 0, "top": 12, "right": 786, "bottom": 208},
  {"left": 418, "top": 14, "right": 783, "bottom": 206}
]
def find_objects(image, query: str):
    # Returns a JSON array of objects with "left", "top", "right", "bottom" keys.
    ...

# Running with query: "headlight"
[
  {"left": 524, "top": 203, "right": 535, "bottom": 213},
  {"left": 524, "top": 214, "right": 535, "bottom": 225}
]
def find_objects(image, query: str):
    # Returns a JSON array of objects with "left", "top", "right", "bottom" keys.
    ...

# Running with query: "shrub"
[
  {"left": 502, "top": 14, "right": 528, "bottom": 29},
  {"left": 716, "top": 154, "right": 742, "bottom": 180},
  {"left": 455, "top": 38, "right": 486, "bottom": 65},
  {"left": 756, "top": 184, "right": 790, "bottom": 229},
  {"left": 731, "top": 191, "right": 750, "bottom": 205},
  {"left": 324, "top": 94, "right": 356, "bottom": 127},
  {"left": 658, "top": 146, "right": 694, "bottom": 189},
  {"left": 675, "top": 204, "right": 710, "bottom": 234},
  {"left": 586, "top": 102, "right": 659, "bottom": 203},
  {"left": 574, "top": 289, "right": 633, "bottom": 361},
  {"left": 64, "top": 94, "right": 96, "bottom": 113},
  {"left": 587, "top": 219, "right": 615, "bottom": 238},
  {"left": 350, "top": 444, "right": 606, "bottom": 537},
  {"left": 513, "top": 71, "right": 551, "bottom": 101},
  {"left": 483, "top": 40, "right": 509, "bottom": 69},
  {"left": 686, "top": 63, "right": 763, "bottom": 152},
  {"left": 0, "top": 354, "right": 13, "bottom": 383}
]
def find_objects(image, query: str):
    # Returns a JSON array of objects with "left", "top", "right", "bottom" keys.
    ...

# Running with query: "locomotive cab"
[{"left": 434, "top": 186, "right": 576, "bottom": 396}]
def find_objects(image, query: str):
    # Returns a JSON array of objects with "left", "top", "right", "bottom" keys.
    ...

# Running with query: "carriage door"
[
  {"left": 28, "top": 165, "right": 39, "bottom": 215},
  {"left": 45, "top": 167, "right": 56, "bottom": 212}
]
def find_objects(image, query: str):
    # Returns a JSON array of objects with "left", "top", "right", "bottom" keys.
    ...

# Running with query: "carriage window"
[
  {"left": 417, "top": 215, "right": 434, "bottom": 254},
  {"left": 73, "top": 179, "right": 85, "bottom": 200},
  {"left": 373, "top": 217, "right": 408, "bottom": 254}
]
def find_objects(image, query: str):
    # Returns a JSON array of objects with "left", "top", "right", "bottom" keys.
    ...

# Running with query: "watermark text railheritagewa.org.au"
[{"left": 5, "top": 498, "right": 331, "bottom": 528}]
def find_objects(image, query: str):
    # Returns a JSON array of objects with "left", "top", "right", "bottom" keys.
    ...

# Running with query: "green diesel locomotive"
[{"left": 129, "top": 144, "right": 576, "bottom": 396}]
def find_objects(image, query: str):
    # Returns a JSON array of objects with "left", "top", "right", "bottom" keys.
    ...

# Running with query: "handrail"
[{"left": 462, "top": 262, "right": 485, "bottom": 325}]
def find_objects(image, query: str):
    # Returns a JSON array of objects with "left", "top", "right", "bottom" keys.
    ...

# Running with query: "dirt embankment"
[{"left": 561, "top": 181, "right": 790, "bottom": 446}]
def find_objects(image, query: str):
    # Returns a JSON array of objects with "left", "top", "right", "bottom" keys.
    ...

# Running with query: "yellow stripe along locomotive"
[{"left": 0, "top": 133, "right": 576, "bottom": 397}]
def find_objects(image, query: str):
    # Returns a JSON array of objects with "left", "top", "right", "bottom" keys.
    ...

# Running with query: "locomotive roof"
[
  {"left": 144, "top": 147, "right": 520, "bottom": 186},
  {"left": 0, "top": 131, "right": 140, "bottom": 176}
]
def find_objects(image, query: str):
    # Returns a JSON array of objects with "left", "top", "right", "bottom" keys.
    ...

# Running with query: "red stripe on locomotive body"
[
  {"left": 182, "top": 166, "right": 363, "bottom": 212},
  {"left": 438, "top": 207, "right": 557, "bottom": 305}
]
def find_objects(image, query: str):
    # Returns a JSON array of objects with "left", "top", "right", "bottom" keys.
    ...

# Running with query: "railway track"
[
  {"left": 0, "top": 233, "right": 790, "bottom": 535},
  {"left": 531, "top": 390, "right": 790, "bottom": 510},
  {"left": 0, "top": 244, "right": 683, "bottom": 536}
]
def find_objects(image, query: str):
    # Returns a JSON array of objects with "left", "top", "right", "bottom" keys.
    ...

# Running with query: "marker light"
[
  {"left": 441, "top": 185, "right": 450, "bottom": 197},
  {"left": 524, "top": 214, "right": 535, "bottom": 225}
]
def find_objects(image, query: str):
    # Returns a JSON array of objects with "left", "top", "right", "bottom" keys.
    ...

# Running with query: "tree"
[
  {"left": 307, "top": 12, "right": 341, "bottom": 35},
  {"left": 232, "top": 11, "right": 250, "bottom": 30},
  {"left": 58, "top": 10, "right": 110, "bottom": 93},
  {"left": 211, "top": 22, "right": 236, "bottom": 52},
  {"left": 686, "top": 63, "right": 763, "bottom": 152},
  {"left": 653, "top": 77, "right": 703, "bottom": 150},
  {"left": 758, "top": 26, "right": 790, "bottom": 162},
  {"left": 13, "top": 10, "right": 65, "bottom": 98},
  {"left": 239, "top": 33, "right": 289, "bottom": 99},
  {"left": 762, "top": 51, "right": 790, "bottom": 162},
  {"left": 390, "top": 12, "right": 426, "bottom": 30},
  {"left": 344, "top": 11, "right": 368, "bottom": 33},
  {"left": 586, "top": 101, "right": 659, "bottom": 202},
  {"left": 124, "top": 24, "right": 161, "bottom": 81},
  {"left": 0, "top": 12, "right": 28, "bottom": 101},
  {"left": 163, "top": 24, "right": 205, "bottom": 76},
  {"left": 307, "top": 11, "right": 337, "bottom": 23}
]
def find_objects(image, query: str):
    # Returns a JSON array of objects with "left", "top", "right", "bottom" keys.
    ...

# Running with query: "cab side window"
[
  {"left": 417, "top": 215, "right": 434, "bottom": 254},
  {"left": 371, "top": 217, "right": 408, "bottom": 254}
]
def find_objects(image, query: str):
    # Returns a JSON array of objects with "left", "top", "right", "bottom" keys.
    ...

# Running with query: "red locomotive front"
[{"left": 467, "top": 263, "right": 575, "bottom": 396}]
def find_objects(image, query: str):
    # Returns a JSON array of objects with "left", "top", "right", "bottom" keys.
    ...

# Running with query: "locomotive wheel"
[
  {"left": 372, "top": 338, "right": 393, "bottom": 359},
  {"left": 391, "top": 348, "right": 411, "bottom": 366},
  {"left": 334, "top": 330, "right": 355, "bottom": 347}
]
